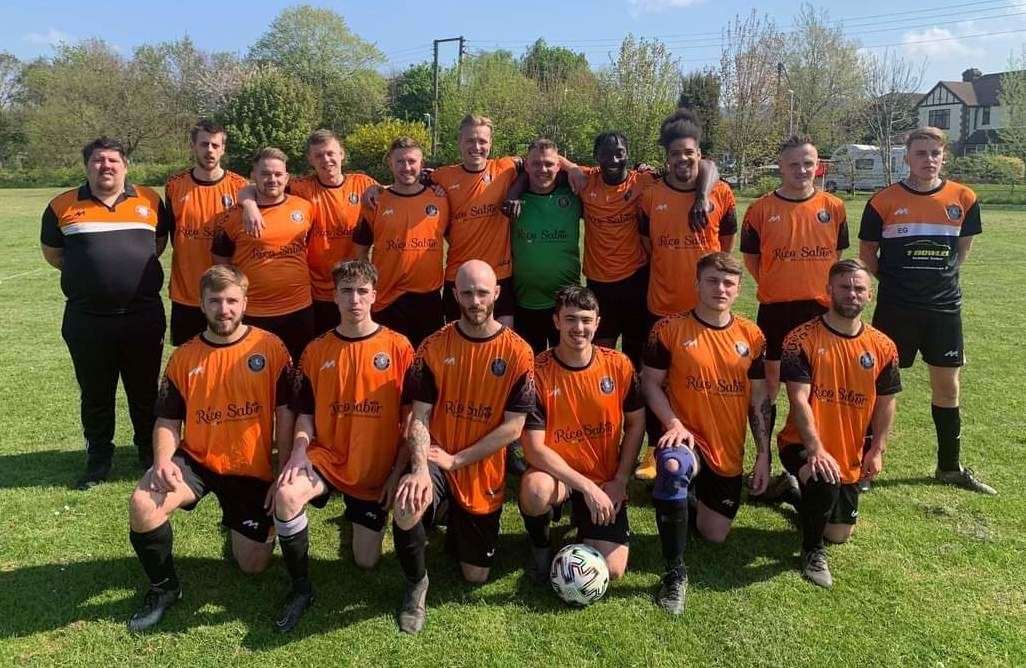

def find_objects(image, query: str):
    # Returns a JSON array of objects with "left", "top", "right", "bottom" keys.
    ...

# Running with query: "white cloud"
[
  {"left": 627, "top": 0, "right": 706, "bottom": 14},
  {"left": 23, "top": 28, "right": 73, "bottom": 47},
  {"left": 901, "top": 27, "right": 981, "bottom": 59}
]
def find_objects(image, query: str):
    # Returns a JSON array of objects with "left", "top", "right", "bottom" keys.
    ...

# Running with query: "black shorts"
[
  {"left": 173, "top": 450, "right": 273, "bottom": 542},
  {"left": 312, "top": 299, "right": 341, "bottom": 336},
  {"left": 513, "top": 304, "right": 558, "bottom": 354},
  {"left": 872, "top": 301, "right": 964, "bottom": 368},
  {"left": 693, "top": 450, "right": 743, "bottom": 520},
  {"left": 375, "top": 290, "right": 443, "bottom": 349},
  {"left": 444, "top": 276, "right": 515, "bottom": 323},
  {"left": 307, "top": 467, "right": 389, "bottom": 532},
  {"left": 779, "top": 444, "right": 860, "bottom": 525},
  {"left": 588, "top": 266, "right": 649, "bottom": 347},
  {"left": 567, "top": 490, "right": 631, "bottom": 545},
  {"left": 170, "top": 302, "right": 207, "bottom": 346},
  {"left": 424, "top": 462, "right": 502, "bottom": 568},
  {"left": 244, "top": 306, "right": 315, "bottom": 362},
  {"left": 757, "top": 300, "right": 827, "bottom": 361}
]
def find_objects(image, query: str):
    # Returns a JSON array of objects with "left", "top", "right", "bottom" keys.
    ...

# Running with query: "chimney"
[{"left": 962, "top": 68, "right": 982, "bottom": 82}]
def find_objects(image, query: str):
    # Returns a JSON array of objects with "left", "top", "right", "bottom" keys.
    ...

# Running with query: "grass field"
[{"left": 1, "top": 187, "right": 1024, "bottom": 667}]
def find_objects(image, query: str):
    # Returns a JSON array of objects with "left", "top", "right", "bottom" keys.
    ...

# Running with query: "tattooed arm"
[
  {"left": 747, "top": 379, "right": 772, "bottom": 495},
  {"left": 394, "top": 400, "right": 434, "bottom": 517}
]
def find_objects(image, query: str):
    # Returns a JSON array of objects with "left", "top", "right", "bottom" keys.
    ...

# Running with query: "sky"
[{"left": 3, "top": 0, "right": 1026, "bottom": 90}]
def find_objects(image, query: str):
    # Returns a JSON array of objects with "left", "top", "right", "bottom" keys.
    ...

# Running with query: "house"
[{"left": 915, "top": 67, "right": 1022, "bottom": 155}]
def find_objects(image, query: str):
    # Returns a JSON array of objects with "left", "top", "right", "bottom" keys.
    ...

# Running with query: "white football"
[{"left": 549, "top": 543, "right": 610, "bottom": 606}]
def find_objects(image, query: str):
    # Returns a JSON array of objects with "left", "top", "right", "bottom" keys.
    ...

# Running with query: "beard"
[
  {"left": 207, "top": 313, "right": 243, "bottom": 337},
  {"left": 460, "top": 300, "right": 494, "bottom": 326},
  {"left": 832, "top": 299, "right": 864, "bottom": 319}
]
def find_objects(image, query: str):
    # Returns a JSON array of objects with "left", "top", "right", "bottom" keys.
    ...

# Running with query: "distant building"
[{"left": 915, "top": 67, "right": 1022, "bottom": 155}]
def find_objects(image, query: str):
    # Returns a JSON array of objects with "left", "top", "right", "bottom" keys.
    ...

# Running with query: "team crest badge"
[
  {"left": 248, "top": 354, "right": 266, "bottom": 372},
  {"left": 373, "top": 352, "right": 391, "bottom": 371},
  {"left": 599, "top": 376, "right": 615, "bottom": 394},
  {"left": 221, "top": 194, "right": 234, "bottom": 208},
  {"left": 859, "top": 352, "right": 875, "bottom": 369},
  {"left": 816, "top": 209, "right": 831, "bottom": 223},
  {"left": 349, "top": 193, "right": 360, "bottom": 204},
  {"left": 426, "top": 204, "right": 439, "bottom": 216},
  {"left": 735, "top": 341, "right": 750, "bottom": 357},
  {"left": 946, "top": 204, "right": 963, "bottom": 221},
  {"left": 490, "top": 358, "right": 508, "bottom": 377},
  {"left": 290, "top": 211, "right": 304, "bottom": 223},
  {"left": 135, "top": 205, "right": 150, "bottom": 218},
  {"left": 558, "top": 196, "right": 570, "bottom": 208}
]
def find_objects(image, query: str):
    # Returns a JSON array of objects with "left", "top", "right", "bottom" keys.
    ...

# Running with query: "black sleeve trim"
[
  {"left": 40, "top": 205, "right": 63, "bottom": 247},
  {"left": 505, "top": 371, "right": 536, "bottom": 414},
  {"left": 155, "top": 375, "right": 186, "bottom": 420},
  {"left": 156, "top": 198, "right": 171, "bottom": 238},
  {"left": 876, "top": 360, "right": 902, "bottom": 396},
  {"left": 836, "top": 220, "right": 850, "bottom": 251},
  {"left": 211, "top": 228, "right": 235, "bottom": 257},
  {"left": 638, "top": 211, "right": 650, "bottom": 237},
  {"left": 747, "top": 352, "right": 766, "bottom": 380},
  {"left": 290, "top": 369, "right": 315, "bottom": 413},
  {"left": 275, "top": 365, "right": 294, "bottom": 408},
  {"left": 780, "top": 346, "right": 811, "bottom": 384},
  {"left": 352, "top": 218, "right": 373, "bottom": 246},
  {"left": 739, "top": 222, "right": 761, "bottom": 254},
  {"left": 720, "top": 207, "right": 738, "bottom": 236},
  {"left": 643, "top": 334, "right": 671, "bottom": 370},
  {"left": 524, "top": 396, "right": 546, "bottom": 430},
  {"left": 960, "top": 201, "right": 982, "bottom": 237},
  {"left": 402, "top": 357, "right": 438, "bottom": 405},
  {"left": 623, "top": 372, "right": 644, "bottom": 412},
  {"left": 858, "top": 200, "right": 884, "bottom": 242}
]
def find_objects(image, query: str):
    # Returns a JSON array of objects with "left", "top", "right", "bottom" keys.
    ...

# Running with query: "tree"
[
  {"left": 344, "top": 118, "right": 431, "bottom": 183},
  {"left": 520, "top": 39, "right": 590, "bottom": 86},
  {"left": 389, "top": 63, "right": 433, "bottom": 122},
  {"left": 861, "top": 48, "right": 925, "bottom": 184},
  {"left": 217, "top": 66, "right": 319, "bottom": 174},
  {"left": 999, "top": 48, "right": 1026, "bottom": 163},
  {"left": 719, "top": 11, "right": 784, "bottom": 186},
  {"left": 248, "top": 5, "right": 386, "bottom": 133},
  {"left": 678, "top": 70, "right": 721, "bottom": 154},
  {"left": 0, "top": 52, "right": 25, "bottom": 166},
  {"left": 779, "top": 4, "right": 865, "bottom": 149},
  {"left": 597, "top": 35, "right": 683, "bottom": 166}
]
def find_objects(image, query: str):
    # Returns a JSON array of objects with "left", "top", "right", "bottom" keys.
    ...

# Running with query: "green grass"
[{"left": 2, "top": 188, "right": 1024, "bottom": 666}]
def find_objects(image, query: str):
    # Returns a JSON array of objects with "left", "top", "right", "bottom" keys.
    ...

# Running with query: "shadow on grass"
[
  {"left": 0, "top": 447, "right": 144, "bottom": 490},
  {"left": 868, "top": 475, "right": 942, "bottom": 490}
]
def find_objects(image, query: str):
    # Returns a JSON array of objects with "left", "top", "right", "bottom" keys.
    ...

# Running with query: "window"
[
  {"left": 928, "top": 109, "right": 951, "bottom": 129},
  {"left": 982, "top": 106, "right": 991, "bottom": 125},
  {"left": 855, "top": 158, "right": 875, "bottom": 170}
]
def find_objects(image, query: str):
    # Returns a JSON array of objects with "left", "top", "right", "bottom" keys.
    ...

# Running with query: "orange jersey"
[
  {"left": 578, "top": 168, "right": 658, "bottom": 282},
  {"left": 432, "top": 157, "right": 518, "bottom": 280},
  {"left": 156, "top": 327, "right": 292, "bottom": 481},
  {"left": 405, "top": 324, "right": 535, "bottom": 514},
  {"left": 739, "top": 191, "right": 849, "bottom": 305},
  {"left": 211, "top": 195, "right": 313, "bottom": 317},
  {"left": 640, "top": 179, "right": 737, "bottom": 316},
  {"left": 294, "top": 326, "right": 414, "bottom": 500},
  {"left": 289, "top": 173, "right": 379, "bottom": 302},
  {"left": 778, "top": 318, "right": 901, "bottom": 484},
  {"left": 165, "top": 169, "right": 249, "bottom": 306},
  {"left": 644, "top": 311, "right": 766, "bottom": 477},
  {"left": 352, "top": 187, "right": 449, "bottom": 310},
  {"left": 525, "top": 347, "right": 642, "bottom": 484}
]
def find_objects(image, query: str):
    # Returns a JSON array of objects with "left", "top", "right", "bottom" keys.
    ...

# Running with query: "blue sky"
[{"left": 3, "top": 0, "right": 1025, "bottom": 89}]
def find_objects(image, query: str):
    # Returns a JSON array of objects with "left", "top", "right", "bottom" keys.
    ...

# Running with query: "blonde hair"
[
  {"left": 905, "top": 126, "right": 948, "bottom": 150},
  {"left": 200, "top": 265, "right": 249, "bottom": 298},
  {"left": 253, "top": 146, "right": 288, "bottom": 166},
  {"left": 459, "top": 114, "right": 493, "bottom": 135}
]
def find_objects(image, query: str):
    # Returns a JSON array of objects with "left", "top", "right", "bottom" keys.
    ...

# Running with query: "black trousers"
[{"left": 61, "top": 306, "right": 166, "bottom": 458}]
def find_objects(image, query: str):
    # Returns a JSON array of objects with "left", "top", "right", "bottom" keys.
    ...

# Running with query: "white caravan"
[{"left": 824, "top": 144, "right": 909, "bottom": 193}]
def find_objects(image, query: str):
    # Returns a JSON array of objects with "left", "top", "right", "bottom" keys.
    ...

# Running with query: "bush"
[
  {"left": 947, "top": 154, "right": 1025, "bottom": 183},
  {"left": 345, "top": 119, "right": 431, "bottom": 183},
  {"left": 0, "top": 163, "right": 180, "bottom": 188}
]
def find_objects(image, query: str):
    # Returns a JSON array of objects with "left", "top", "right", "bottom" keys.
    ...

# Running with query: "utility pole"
[{"left": 431, "top": 36, "right": 464, "bottom": 160}]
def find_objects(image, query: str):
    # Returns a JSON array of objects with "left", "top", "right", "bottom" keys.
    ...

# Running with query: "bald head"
[{"left": 454, "top": 260, "right": 499, "bottom": 328}]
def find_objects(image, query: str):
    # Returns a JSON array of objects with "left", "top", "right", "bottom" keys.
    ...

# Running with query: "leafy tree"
[
  {"left": 597, "top": 35, "right": 683, "bottom": 166},
  {"left": 0, "top": 52, "right": 25, "bottom": 166},
  {"left": 999, "top": 48, "right": 1026, "bottom": 163},
  {"left": 217, "top": 66, "right": 319, "bottom": 173},
  {"left": 389, "top": 63, "right": 433, "bottom": 122},
  {"left": 861, "top": 48, "right": 924, "bottom": 184},
  {"left": 344, "top": 118, "right": 430, "bottom": 182},
  {"left": 678, "top": 70, "right": 721, "bottom": 154},
  {"left": 520, "top": 39, "right": 590, "bottom": 86}
]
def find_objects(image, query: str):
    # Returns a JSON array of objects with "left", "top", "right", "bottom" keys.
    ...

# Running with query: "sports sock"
[
  {"left": 798, "top": 479, "right": 839, "bottom": 552},
  {"left": 520, "top": 507, "right": 552, "bottom": 549},
  {"left": 654, "top": 499, "right": 688, "bottom": 571},
  {"left": 932, "top": 405, "right": 961, "bottom": 472},
  {"left": 275, "top": 511, "right": 311, "bottom": 592},
  {"left": 129, "top": 522, "right": 179, "bottom": 591},
  {"left": 393, "top": 521, "right": 427, "bottom": 584}
]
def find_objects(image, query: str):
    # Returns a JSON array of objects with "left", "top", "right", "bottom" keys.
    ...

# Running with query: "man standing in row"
[
  {"left": 41, "top": 137, "right": 169, "bottom": 488},
  {"left": 165, "top": 119, "right": 248, "bottom": 345},
  {"left": 859, "top": 127, "right": 994, "bottom": 495},
  {"left": 392, "top": 260, "right": 535, "bottom": 634},
  {"left": 212, "top": 147, "right": 315, "bottom": 362}
]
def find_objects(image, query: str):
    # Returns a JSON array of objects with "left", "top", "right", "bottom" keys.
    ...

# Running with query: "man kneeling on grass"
[{"left": 126, "top": 265, "right": 294, "bottom": 631}]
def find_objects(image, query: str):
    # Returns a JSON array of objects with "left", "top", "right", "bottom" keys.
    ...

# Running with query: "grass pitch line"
[{"left": 0, "top": 267, "right": 46, "bottom": 283}]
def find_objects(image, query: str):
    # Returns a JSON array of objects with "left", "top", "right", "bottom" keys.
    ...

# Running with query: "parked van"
[{"left": 824, "top": 144, "right": 909, "bottom": 192}]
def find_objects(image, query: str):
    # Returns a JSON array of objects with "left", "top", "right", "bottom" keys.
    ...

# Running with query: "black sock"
[
  {"left": 393, "top": 521, "right": 427, "bottom": 584},
  {"left": 129, "top": 522, "right": 178, "bottom": 590},
  {"left": 278, "top": 525, "right": 311, "bottom": 593},
  {"left": 521, "top": 508, "right": 552, "bottom": 549},
  {"left": 932, "top": 405, "right": 961, "bottom": 472},
  {"left": 654, "top": 499, "right": 688, "bottom": 571},
  {"left": 798, "top": 479, "right": 839, "bottom": 552}
]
